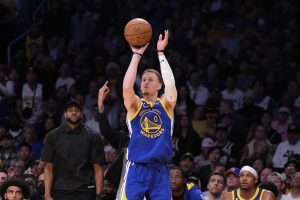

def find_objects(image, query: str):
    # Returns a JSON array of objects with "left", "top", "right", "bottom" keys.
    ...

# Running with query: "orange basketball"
[{"left": 124, "top": 18, "right": 152, "bottom": 46}]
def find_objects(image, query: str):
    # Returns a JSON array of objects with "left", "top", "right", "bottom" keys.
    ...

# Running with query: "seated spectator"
[
  {"left": 224, "top": 167, "right": 240, "bottom": 193},
  {"left": 214, "top": 124, "right": 239, "bottom": 167},
  {"left": 0, "top": 170, "right": 7, "bottom": 185},
  {"left": 170, "top": 166, "right": 203, "bottom": 200},
  {"left": 17, "top": 143, "right": 34, "bottom": 172},
  {"left": 221, "top": 76, "right": 244, "bottom": 110},
  {"left": 7, "top": 159, "right": 25, "bottom": 179},
  {"left": 272, "top": 107, "right": 293, "bottom": 141},
  {"left": 0, "top": 178, "right": 30, "bottom": 200},
  {"left": 193, "top": 108, "right": 218, "bottom": 139},
  {"left": 194, "top": 147, "right": 222, "bottom": 191},
  {"left": 260, "top": 167, "right": 273, "bottom": 185},
  {"left": 187, "top": 70, "right": 209, "bottom": 106},
  {"left": 272, "top": 124, "right": 300, "bottom": 170},
  {"left": 179, "top": 153, "right": 195, "bottom": 178},
  {"left": 201, "top": 172, "right": 225, "bottom": 199},
  {"left": 0, "top": 133, "right": 18, "bottom": 171},
  {"left": 175, "top": 84, "right": 196, "bottom": 117},
  {"left": 282, "top": 170, "right": 300, "bottom": 200},
  {"left": 194, "top": 137, "right": 215, "bottom": 168},
  {"left": 282, "top": 158, "right": 300, "bottom": 194},
  {"left": 267, "top": 172, "right": 287, "bottom": 200},
  {"left": 260, "top": 111, "right": 281, "bottom": 145}
]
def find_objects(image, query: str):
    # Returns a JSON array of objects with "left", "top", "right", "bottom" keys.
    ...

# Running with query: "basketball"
[{"left": 124, "top": 18, "right": 152, "bottom": 46}]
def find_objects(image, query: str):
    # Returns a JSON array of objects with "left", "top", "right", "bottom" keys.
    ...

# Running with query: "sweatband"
[
  {"left": 159, "top": 55, "right": 177, "bottom": 102},
  {"left": 240, "top": 166, "right": 258, "bottom": 179}
]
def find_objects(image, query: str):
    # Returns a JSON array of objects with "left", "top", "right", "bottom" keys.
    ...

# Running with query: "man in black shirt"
[{"left": 42, "top": 100, "right": 104, "bottom": 200}]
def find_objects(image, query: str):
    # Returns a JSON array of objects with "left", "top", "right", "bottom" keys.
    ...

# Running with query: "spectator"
[
  {"left": 260, "top": 111, "right": 281, "bottom": 145},
  {"left": 0, "top": 178, "right": 30, "bottom": 200},
  {"left": 175, "top": 84, "right": 196, "bottom": 117},
  {"left": 282, "top": 158, "right": 300, "bottom": 194},
  {"left": 221, "top": 76, "right": 244, "bottom": 110},
  {"left": 187, "top": 70, "right": 209, "bottom": 106},
  {"left": 201, "top": 172, "right": 225, "bottom": 200},
  {"left": 267, "top": 172, "right": 287, "bottom": 200},
  {"left": 194, "top": 137, "right": 215, "bottom": 168},
  {"left": 179, "top": 153, "right": 195, "bottom": 178},
  {"left": 170, "top": 166, "right": 203, "bottom": 200},
  {"left": 0, "top": 134, "right": 18, "bottom": 171},
  {"left": 224, "top": 167, "right": 240, "bottom": 193},
  {"left": 272, "top": 124, "right": 300, "bottom": 170},
  {"left": 0, "top": 171, "right": 7, "bottom": 185},
  {"left": 271, "top": 107, "right": 293, "bottom": 141},
  {"left": 55, "top": 63, "right": 75, "bottom": 93},
  {"left": 260, "top": 167, "right": 273, "bottom": 185},
  {"left": 17, "top": 143, "right": 34, "bottom": 171},
  {"left": 282, "top": 171, "right": 300, "bottom": 200},
  {"left": 42, "top": 100, "right": 104, "bottom": 199}
]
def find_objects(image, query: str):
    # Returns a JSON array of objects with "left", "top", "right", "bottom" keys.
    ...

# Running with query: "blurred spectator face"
[
  {"left": 207, "top": 174, "right": 225, "bottom": 196},
  {"left": 170, "top": 168, "right": 185, "bottom": 192},
  {"left": 1, "top": 137, "right": 14, "bottom": 149},
  {"left": 23, "top": 127, "right": 35, "bottom": 143},
  {"left": 285, "top": 163, "right": 297, "bottom": 177},
  {"left": 291, "top": 172, "right": 300, "bottom": 187},
  {"left": 192, "top": 106, "right": 205, "bottom": 120},
  {"left": 215, "top": 129, "right": 227, "bottom": 142},
  {"left": 45, "top": 118, "right": 56, "bottom": 131},
  {"left": 190, "top": 71, "right": 201, "bottom": 87},
  {"left": 278, "top": 112, "right": 289, "bottom": 123},
  {"left": 287, "top": 131, "right": 300, "bottom": 145},
  {"left": 260, "top": 168, "right": 273, "bottom": 185},
  {"left": 254, "top": 140, "right": 268, "bottom": 155},
  {"left": 26, "top": 71, "right": 38, "bottom": 84},
  {"left": 0, "top": 172, "right": 7, "bottom": 184},
  {"left": 88, "top": 80, "right": 98, "bottom": 97},
  {"left": 8, "top": 69, "right": 19, "bottom": 82},
  {"left": 261, "top": 113, "right": 272, "bottom": 126},
  {"left": 240, "top": 171, "right": 257, "bottom": 189},
  {"left": 226, "top": 174, "right": 240, "bottom": 189},
  {"left": 208, "top": 148, "right": 221, "bottom": 164},
  {"left": 268, "top": 173, "right": 284, "bottom": 193},
  {"left": 56, "top": 86, "right": 68, "bottom": 99},
  {"left": 253, "top": 81, "right": 264, "bottom": 95},
  {"left": 254, "top": 125, "right": 266, "bottom": 140},
  {"left": 253, "top": 158, "right": 264, "bottom": 175},
  {"left": 214, "top": 165, "right": 226, "bottom": 174},
  {"left": 207, "top": 63, "right": 218, "bottom": 78},
  {"left": 179, "top": 115, "right": 190, "bottom": 128},
  {"left": 18, "top": 146, "right": 31, "bottom": 161},
  {"left": 179, "top": 85, "right": 188, "bottom": 99},
  {"left": 179, "top": 158, "right": 194, "bottom": 174},
  {"left": 225, "top": 77, "right": 235, "bottom": 90}
]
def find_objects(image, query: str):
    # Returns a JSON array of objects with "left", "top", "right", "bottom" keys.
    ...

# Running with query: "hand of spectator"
[
  {"left": 98, "top": 81, "right": 110, "bottom": 113},
  {"left": 44, "top": 195, "right": 54, "bottom": 200},
  {"left": 157, "top": 30, "right": 169, "bottom": 52}
]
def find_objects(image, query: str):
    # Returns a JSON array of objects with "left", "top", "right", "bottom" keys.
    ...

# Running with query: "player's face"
[
  {"left": 239, "top": 171, "right": 257, "bottom": 189},
  {"left": 170, "top": 169, "right": 185, "bottom": 191},
  {"left": 207, "top": 175, "right": 225, "bottom": 195},
  {"left": 4, "top": 186, "right": 23, "bottom": 200},
  {"left": 226, "top": 174, "right": 240, "bottom": 188},
  {"left": 141, "top": 72, "right": 162, "bottom": 96},
  {"left": 64, "top": 106, "right": 83, "bottom": 124}
]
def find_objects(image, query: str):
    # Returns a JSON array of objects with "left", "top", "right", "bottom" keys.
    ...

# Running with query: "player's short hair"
[{"left": 142, "top": 69, "right": 163, "bottom": 83}]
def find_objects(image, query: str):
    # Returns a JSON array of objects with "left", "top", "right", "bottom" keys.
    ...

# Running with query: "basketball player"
[
  {"left": 223, "top": 166, "right": 275, "bottom": 200},
  {"left": 121, "top": 30, "right": 177, "bottom": 200}
]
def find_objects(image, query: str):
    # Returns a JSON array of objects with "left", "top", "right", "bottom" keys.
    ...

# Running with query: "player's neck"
[
  {"left": 239, "top": 187, "right": 257, "bottom": 199},
  {"left": 172, "top": 188, "right": 185, "bottom": 197}
]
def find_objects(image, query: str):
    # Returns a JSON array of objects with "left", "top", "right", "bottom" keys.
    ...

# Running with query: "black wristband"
[
  {"left": 157, "top": 50, "right": 164, "bottom": 52},
  {"left": 133, "top": 52, "right": 143, "bottom": 57}
]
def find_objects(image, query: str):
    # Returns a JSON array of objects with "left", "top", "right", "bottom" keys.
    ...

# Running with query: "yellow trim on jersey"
[
  {"left": 259, "top": 189, "right": 265, "bottom": 200},
  {"left": 231, "top": 191, "right": 234, "bottom": 200},
  {"left": 129, "top": 102, "right": 143, "bottom": 121},
  {"left": 186, "top": 182, "right": 195, "bottom": 190},
  {"left": 157, "top": 98, "right": 172, "bottom": 119},
  {"left": 237, "top": 188, "right": 260, "bottom": 200}
]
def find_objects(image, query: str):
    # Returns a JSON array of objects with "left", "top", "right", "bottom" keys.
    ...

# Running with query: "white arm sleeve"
[{"left": 159, "top": 55, "right": 177, "bottom": 102}]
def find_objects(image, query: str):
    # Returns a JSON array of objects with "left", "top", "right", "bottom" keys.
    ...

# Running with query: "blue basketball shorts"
[{"left": 120, "top": 161, "right": 171, "bottom": 200}]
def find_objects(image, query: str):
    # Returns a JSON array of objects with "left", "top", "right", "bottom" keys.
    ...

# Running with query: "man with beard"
[
  {"left": 223, "top": 166, "right": 275, "bottom": 200},
  {"left": 170, "top": 166, "right": 202, "bottom": 200},
  {"left": 42, "top": 100, "right": 104, "bottom": 200}
]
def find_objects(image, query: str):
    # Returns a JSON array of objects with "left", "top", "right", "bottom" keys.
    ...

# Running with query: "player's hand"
[
  {"left": 157, "top": 30, "right": 169, "bottom": 51},
  {"left": 130, "top": 43, "right": 149, "bottom": 55},
  {"left": 98, "top": 81, "right": 110, "bottom": 112},
  {"left": 44, "top": 195, "right": 54, "bottom": 200}
]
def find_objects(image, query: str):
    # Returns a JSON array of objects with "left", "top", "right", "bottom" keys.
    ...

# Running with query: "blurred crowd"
[{"left": 0, "top": 0, "right": 299, "bottom": 199}]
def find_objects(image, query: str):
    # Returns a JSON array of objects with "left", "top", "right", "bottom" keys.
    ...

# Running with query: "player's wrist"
[{"left": 133, "top": 52, "right": 143, "bottom": 57}]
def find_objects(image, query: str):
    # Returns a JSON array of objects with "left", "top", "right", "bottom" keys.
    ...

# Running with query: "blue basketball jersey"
[
  {"left": 232, "top": 188, "right": 266, "bottom": 200},
  {"left": 127, "top": 98, "right": 173, "bottom": 163}
]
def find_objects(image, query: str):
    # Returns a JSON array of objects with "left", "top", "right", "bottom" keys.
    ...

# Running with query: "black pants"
[{"left": 52, "top": 191, "right": 96, "bottom": 200}]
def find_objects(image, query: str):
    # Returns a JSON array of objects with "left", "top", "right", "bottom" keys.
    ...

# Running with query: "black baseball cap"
[
  {"left": 65, "top": 100, "right": 82, "bottom": 111},
  {"left": 288, "top": 124, "right": 300, "bottom": 134}
]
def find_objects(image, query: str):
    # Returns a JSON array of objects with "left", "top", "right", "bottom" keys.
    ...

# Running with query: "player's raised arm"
[
  {"left": 123, "top": 44, "right": 149, "bottom": 114},
  {"left": 157, "top": 30, "right": 177, "bottom": 111}
]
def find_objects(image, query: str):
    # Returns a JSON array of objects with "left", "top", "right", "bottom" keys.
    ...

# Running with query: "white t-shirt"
[
  {"left": 272, "top": 140, "right": 300, "bottom": 168},
  {"left": 281, "top": 193, "right": 300, "bottom": 200},
  {"left": 221, "top": 89, "right": 243, "bottom": 110}
]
